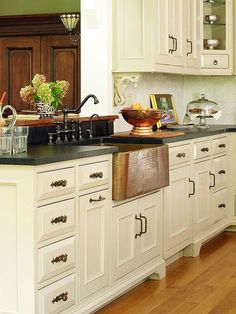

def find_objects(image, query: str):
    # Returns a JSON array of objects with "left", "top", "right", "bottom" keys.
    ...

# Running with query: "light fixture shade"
[{"left": 60, "top": 13, "right": 80, "bottom": 32}]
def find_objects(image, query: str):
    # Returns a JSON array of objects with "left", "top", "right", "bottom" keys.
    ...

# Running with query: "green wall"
[{"left": 0, "top": 0, "right": 80, "bottom": 15}]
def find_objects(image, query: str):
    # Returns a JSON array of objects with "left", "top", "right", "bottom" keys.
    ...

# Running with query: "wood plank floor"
[{"left": 96, "top": 232, "right": 236, "bottom": 314}]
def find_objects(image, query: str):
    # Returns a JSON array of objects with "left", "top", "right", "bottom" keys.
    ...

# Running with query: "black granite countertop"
[
  {"left": 1, "top": 125, "right": 235, "bottom": 165},
  {"left": 103, "top": 125, "right": 236, "bottom": 145},
  {"left": 0, "top": 144, "right": 118, "bottom": 165}
]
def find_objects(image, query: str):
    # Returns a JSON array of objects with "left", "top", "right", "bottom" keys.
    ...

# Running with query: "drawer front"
[
  {"left": 169, "top": 144, "right": 191, "bottom": 166},
  {"left": 38, "top": 198, "right": 76, "bottom": 243},
  {"left": 37, "top": 167, "right": 75, "bottom": 201},
  {"left": 202, "top": 54, "right": 229, "bottom": 69},
  {"left": 212, "top": 189, "right": 228, "bottom": 224},
  {"left": 78, "top": 160, "right": 109, "bottom": 190},
  {"left": 38, "top": 274, "right": 75, "bottom": 314},
  {"left": 194, "top": 140, "right": 212, "bottom": 160},
  {"left": 213, "top": 137, "right": 227, "bottom": 155},
  {"left": 38, "top": 237, "right": 75, "bottom": 283}
]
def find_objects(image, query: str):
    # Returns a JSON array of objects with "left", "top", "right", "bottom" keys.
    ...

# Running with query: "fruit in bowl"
[{"left": 120, "top": 103, "right": 163, "bottom": 136}]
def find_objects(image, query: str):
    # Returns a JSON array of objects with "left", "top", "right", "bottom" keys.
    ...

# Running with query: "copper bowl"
[{"left": 120, "top": 108, "right": 163, "bottom": 135}]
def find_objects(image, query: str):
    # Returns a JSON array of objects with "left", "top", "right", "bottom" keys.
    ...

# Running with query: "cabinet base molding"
[
  {"left": 225, "top": 225, "right": 236, "bottom": 232},
  {"left": 77, "top": 259, "right": 165, "bottom": 314}
]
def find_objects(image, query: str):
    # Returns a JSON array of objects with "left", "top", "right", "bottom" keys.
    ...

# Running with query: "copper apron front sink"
[{"left": 109, "top": 143, "right": 169, "bottom": 201}]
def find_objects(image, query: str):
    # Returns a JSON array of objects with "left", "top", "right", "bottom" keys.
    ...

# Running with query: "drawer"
[
  {"left": 37, "top": 167, "right": 75, "bottom": 201},
  {"left": 38, "top": 237, "right": 75, "bottom": 283},
  {"left": 169, "top": 144, "right": 191, "bottom": 166},
  {"left": 194, "top": 140, "right": 212, "bottom": 160},
  {"left": 38, "top": 198, "right": 76, "bottom": 243},
  {"left": 38, "top": 274, "right": 75, "bottom": 314},
  {"left": 212, "top": 188, "right": 228, "bottom": 224},
  {"left": 213, "top": 137, "right": 227, "bottom": 155},
  {"left": 201, "top": 54, "right": 229, "bottom": 69},
  {"left": 78, "top": 160, "right": 109, "bottom": 190}
]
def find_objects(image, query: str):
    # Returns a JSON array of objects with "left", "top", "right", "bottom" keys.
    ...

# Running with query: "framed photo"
[{"left": 150, "top": 94, "right": 179, "bottom": 128}]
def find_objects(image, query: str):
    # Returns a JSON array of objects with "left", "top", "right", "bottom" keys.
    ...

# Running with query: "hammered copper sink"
[{"left": 96, "top": 143, "right": 169, "bottom": 201}]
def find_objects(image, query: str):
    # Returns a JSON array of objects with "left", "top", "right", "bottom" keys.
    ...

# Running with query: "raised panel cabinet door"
[
  {"left": 185, "top": 0, "right": 200, "bottom": 68},
  {"left": 193, "top": 160, "right": 212, "bottom": 237},
  {"left": 0, "top": 36, "right": 41, "bottom": 110},
  {"left": 111, "top": 200, "right": 139, "bottom": 281},
  {"left": 138, "top": 192, "right": 162, "bottom": 264},
  {"left": 164, "top": 165, "right": 192, "bottom": 259},
  {"left": 40, "top": 35, "right": 80, "bottom": 109},
  {"left": 79, "top": 190, "right": 109, "bottom": 300},
  {"left": 112, "top": 0, "right": 155, "bottom": 72},
  {"left": 212, "top": 155, "right": 227, "bottom": 191},
  {"left": 156, "top": 0, "right": 185, "bottom": 67}
]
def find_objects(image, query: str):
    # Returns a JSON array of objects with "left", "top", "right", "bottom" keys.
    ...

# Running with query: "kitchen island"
[{"left": 1, "top": 125, "right": 236, "bottom": 314}]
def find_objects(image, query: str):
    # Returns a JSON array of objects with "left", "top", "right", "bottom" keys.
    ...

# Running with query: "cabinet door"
[
  {"left": 112, "top": 0, "right": 155, "bottom": 72},
  {"left": 185, "top": 0, "right": 200, "bottom": 68},
  {"left": 41, "top": 35, "right": 80, "bottom": 109},
  {"left": 212, "top": 188, "right": 228, "bottom": 225},
  {"left": 0, "top": 36, "right": 41, "bottom": 110},
  {"left": 79, "top": 190, "right": 109, "bottom": 300},
  {"left": 111, "top": 200, "right": 138, "bottom": 281},
  {"left": 138, "top": 192, "right": 162, "bottom": 264},
  {"left": 193, "top": 160, "right": 212, "bottom": 237},
  {"left": 164, "top": 165, "right": 192, "bottom": 258},
  {"left": 156, "top": 0, "right": 185, "bottom": 67}
]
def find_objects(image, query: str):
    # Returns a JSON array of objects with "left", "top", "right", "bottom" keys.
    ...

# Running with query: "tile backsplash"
[{"left": 113, "top": 73, "right": 236, "bottom": 132}]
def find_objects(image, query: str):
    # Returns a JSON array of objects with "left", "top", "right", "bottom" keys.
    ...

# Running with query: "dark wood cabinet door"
[
  {"left": 0, "top": 37, "right": 41, "bottom": 110},
  {"left": 41, "top": 35, "right": 80, "bottom": 109}
]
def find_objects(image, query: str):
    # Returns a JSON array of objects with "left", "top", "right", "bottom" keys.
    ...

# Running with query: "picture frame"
[{"left": 150, "top": 94, "right": 179, "bottom": 128}]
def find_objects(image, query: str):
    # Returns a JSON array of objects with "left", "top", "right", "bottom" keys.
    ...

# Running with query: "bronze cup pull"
[
  {"left": 50, "top": 179, "right": 67, "bottom": 188},
  {"left": 51, "top": 215, "right": 68, "bottom": 224},
  {"left": 52, "top": 292, "right": 68, "bottom": 304},
  {"left": 89, "top": 172, "right": 103, "bottom": 179},
  {"left": 89, "top": 195, "right": 106, "bottom": 203},
  {"left": 51, "top": 253, "right": 68, "bottom": 264}
]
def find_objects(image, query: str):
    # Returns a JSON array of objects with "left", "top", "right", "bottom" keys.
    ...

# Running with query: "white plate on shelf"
[{"left": 167, "top": 124, "right": 194, "bottom": 130}]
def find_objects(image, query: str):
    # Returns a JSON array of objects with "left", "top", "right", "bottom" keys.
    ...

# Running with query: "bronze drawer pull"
[
  {"left": 201, "top": 147, "right": 209, "bottom": 152},
  {"left": 209, "top": 172, "right": 216, "bottom": 189},
  {"left": 50, "top": 179, "right": 67, "bottom": 188},
  {"left": 140, "top": 214, "right": 148, "bottom": 234},
  {"left": 213, "top": 60, "right": 218, "bottom": 66},
  {"left": 51, "top": 253, "right": 68, "bottom": 264},
  {"left": 135, "top": 214, "right": 143, "bottom": 238},
  {"left": 218, "top": 144, "right": 226, "bottom": 148},
  {"left": 52, "top": 292, "right": 68, "bottom": 304},
  {"left": 218, "top": 170, "right": 226, "bottom": 175},
  {"left": 188, "top": 178, "right": 195, "bottom": 197},
  {"left": 51, "top": 215, "right": 67, "bottom": 224},
  {"left": 89, "top": 195, "right": 105, "bottom": 203},
  {"left": 176, "top": 152, "right": 186, "bottom": 158},
  {"left": 89, "top": 172, "right": 103, "bottom": 179},
  {"left": 218, "top": 203, "right": 226, "bottom": 208}
]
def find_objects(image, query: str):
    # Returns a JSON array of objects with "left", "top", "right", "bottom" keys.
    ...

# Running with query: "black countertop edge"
[{"left": 0, "top": 145, "right": 118, "bottom": 166}]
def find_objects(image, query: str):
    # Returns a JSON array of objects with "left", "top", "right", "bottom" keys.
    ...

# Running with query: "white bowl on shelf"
[
  {"left": 205, "top": 15, "right": 218, "bottom": 24},
  {"left": 204, "top": 39, "right": 220, "bottom": 50}
]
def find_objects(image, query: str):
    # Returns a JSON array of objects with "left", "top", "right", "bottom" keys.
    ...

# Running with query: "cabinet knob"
[
  {"left": 52, "top": 292, "right": 68, "bottom": 304},
  {"left": 213, "top": 60, "right": 218, "bottom": 66}
]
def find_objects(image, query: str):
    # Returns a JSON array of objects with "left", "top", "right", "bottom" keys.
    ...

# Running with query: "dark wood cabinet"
[{"left": 0, "top": 14, "right": 80, "bottom": 111}]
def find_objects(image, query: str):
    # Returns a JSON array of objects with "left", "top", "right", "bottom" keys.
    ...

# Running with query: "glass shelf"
[
  {"left": 203, "top": 1, "right": 225, "bottom": 6},
  {"left": 203, "top": 23, "right": 226, "bottom": 26}
]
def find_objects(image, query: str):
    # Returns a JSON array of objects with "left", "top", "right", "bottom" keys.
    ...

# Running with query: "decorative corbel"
[{"left": 113, "top": 73, "right": 141, "bottom": 106}]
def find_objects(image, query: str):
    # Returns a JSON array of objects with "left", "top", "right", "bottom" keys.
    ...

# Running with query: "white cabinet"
[
  {"left": 201, "top": 0, "right": 233, "bottom": 75},
  {"left": 112, "top": 0, "right": 155, "bottom": 72},
  {"left": 113, "top": 0, "right": 201, "bottom": 74},
  {"left": 79, "top": 189, "right": 110, "bottom": 300},
  {"left": 164, "top": 141, "right": 193, "bottom": 258},
  {"left": 111, "top": 191, "right": 163, "bottom": 281},
  {"left": 155, "top": 0, "right": 185, "bottom": 67}
]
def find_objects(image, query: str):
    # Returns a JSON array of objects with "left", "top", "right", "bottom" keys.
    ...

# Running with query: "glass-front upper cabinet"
[{"left": 201, "top": 0, "right": 233, "bottom": 74}]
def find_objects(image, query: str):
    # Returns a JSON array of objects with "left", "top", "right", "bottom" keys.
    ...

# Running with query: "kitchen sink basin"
[{"left": 92, "top": 142, "right": 169, "bottom": 201}]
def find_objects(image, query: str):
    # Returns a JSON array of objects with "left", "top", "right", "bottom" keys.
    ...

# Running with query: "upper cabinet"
[
  {"left": 113, "top": 0, "right": 233, "bottom": 75},
  {"left": 201, "top": 0, "right": 233, "bottom": 75}
]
